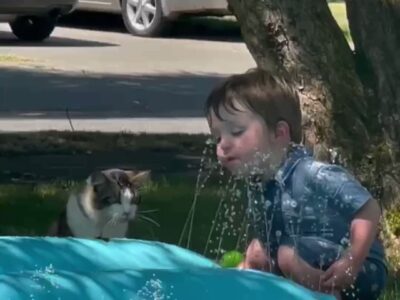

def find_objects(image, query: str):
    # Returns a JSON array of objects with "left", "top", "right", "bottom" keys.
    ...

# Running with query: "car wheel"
[
  {"left": 121, "top": 0, "right": 168, "bottom": 37},
  {"left": 9, "top": 16, "right": 56, "bottom": 42}
]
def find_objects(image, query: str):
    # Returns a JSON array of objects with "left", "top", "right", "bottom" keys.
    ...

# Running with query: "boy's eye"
[{"left": 231, "top": 129, "right": 244, "bottom": 136}]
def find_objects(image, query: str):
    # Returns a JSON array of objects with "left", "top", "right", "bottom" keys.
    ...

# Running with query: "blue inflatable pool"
[{"left": 0, "top": 237, "right": 334, "bottom": 300}]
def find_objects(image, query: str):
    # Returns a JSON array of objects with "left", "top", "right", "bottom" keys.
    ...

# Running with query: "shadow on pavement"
[
  {"left": 0, "top": 66, "right": 226, "bottom": 118},
  {"left": 60, "top": 11, "right": 242, "bottom": 43},
  {"left": 0, "top": 28, "right": 118, "bottom": 47}
]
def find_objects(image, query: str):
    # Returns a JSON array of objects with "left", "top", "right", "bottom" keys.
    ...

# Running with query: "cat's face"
[{"left": 88, "top": 169, "right": 150, "bottom": 223}]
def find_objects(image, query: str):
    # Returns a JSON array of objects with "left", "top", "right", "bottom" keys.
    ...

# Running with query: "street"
[{"left": 0, "top": 13, "right": 255, "bottom": 133}]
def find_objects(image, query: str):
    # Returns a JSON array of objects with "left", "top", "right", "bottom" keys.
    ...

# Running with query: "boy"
[{"left": 205, "top": 69, "right": 387, "bottom": 299}]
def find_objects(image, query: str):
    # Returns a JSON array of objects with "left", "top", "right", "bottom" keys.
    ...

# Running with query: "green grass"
[
  {"left": 380, "top": 279, "right": 400, "bottom": 300},
  {"left": 329, "top": 2, "right": 352, "bottom": 44},
  {"left": 0, "top": 131, "right": 208, "bottom": 156},
  {"left": 0, "top": 55, "right": 32, "bottom": 65},
  {"left": 0, "top": 176, "right": 245, "bottom": 257},
  {"left": 0, "top": 131, "right": 397, "bottom": 297},
  {"left": 0, "top": 178, "right": 398, "bottom": 298}
]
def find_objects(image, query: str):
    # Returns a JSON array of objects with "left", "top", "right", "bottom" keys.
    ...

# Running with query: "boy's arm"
[
  {"left": 348, "top": 197, "right": 381, "bottom": 267},
  {"left": 322, "top": 198, "right": 381, "bottom": 288}
]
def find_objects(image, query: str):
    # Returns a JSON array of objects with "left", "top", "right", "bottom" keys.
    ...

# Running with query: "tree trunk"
[
  {"left": 345, "top": 0, "right": 400, "bottom": 206},
  {"left": 227, "top": 0, "right": 370, "bottom": 161},
  {"left": 227, "top": 0, "right": 400, "bottom": 206},
  {"left": 346, "top": 0, "right": 400, "bottom": 146}
]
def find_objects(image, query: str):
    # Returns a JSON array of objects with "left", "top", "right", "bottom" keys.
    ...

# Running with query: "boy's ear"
[
  {"left": 126, "top": 170, "right": 151, "bottom": 186},
  {"left": 275, "top": 121, "right": 291, "bottom": 142}
]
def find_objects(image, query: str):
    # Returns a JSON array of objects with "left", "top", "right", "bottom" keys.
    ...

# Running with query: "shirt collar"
[{"left": 274, "top": 144, "right": 311, "bottom": 184}]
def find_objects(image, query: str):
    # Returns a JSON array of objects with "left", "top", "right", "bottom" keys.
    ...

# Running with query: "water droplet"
[
  {"left": 205, "top": 138, "right": 214, "bottom": 145},
  {"left": 340, "top": 237, "right": 349, "bottom": 246},
  {"left": 370, "top": 263, "right": 377, "bottom": 272}
]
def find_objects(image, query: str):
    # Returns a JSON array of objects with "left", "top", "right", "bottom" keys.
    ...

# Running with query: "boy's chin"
[
  {"left": 230, "top": 167, "right": 266, "bottom": 180},
  {"left": 227, "top": 164, "right": 276, "bottom": 181}
]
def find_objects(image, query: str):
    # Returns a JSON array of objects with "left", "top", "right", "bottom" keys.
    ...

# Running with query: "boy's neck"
[{"left": 262, "top": 142, "right": 295, "bottom": 182}]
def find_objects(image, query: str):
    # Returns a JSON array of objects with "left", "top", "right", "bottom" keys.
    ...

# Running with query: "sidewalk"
[{"left": 0, "top": 117, "right": 210, "bottom": 134}]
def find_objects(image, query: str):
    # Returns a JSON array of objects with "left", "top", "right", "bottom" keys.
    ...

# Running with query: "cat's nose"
[{"left": 122, "top": 212, "right": 130, "bottom": 218}]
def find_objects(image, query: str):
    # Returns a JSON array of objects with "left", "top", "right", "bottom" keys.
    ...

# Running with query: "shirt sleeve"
[{"left": 313, "top": 164, "right": 372, "bottom": 221}]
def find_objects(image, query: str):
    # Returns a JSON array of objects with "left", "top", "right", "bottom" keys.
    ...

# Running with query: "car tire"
[
  {"left": 121, "top": 0, "right": 168, "bottom": 37},
  {"left": 9, "top": 16, "right": 56, "bottom": 42}
]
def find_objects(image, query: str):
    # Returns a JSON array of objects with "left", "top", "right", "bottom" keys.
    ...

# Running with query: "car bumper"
[
  {"left": 162, "top": 0, "right": 230, "bottom": 18},
  {"left": 0, "top": 0, "right": 77, "bottom": 16}
]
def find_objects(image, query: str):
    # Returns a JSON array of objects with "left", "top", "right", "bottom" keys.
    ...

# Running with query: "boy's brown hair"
[{"left": 205, "top": 68, "right": 302, "bottom": 143}]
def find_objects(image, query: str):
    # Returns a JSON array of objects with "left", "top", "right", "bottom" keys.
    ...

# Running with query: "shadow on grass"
[
  {"left": 0, "top": 131, "right": 210, "bottom": 183},
  {"left": 0, "top": 131, "right": 223, "bottom": 253}
]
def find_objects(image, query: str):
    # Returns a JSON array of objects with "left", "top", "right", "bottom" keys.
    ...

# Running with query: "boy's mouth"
[{"left": 222, "top": 157, "right": 240, "bottom": 167}]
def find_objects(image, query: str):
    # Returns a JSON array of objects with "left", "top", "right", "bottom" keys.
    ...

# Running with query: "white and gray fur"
[{"left": 48, "top": 169, "right": 151, "bottom": 239}]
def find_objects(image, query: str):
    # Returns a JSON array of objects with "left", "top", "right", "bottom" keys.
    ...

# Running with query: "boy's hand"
[
  {"left": 321, "top": 255, "right": 359, "bottom": 289},
  {"left": 238, "top": 239, "right": 272, "bottom": 272}
]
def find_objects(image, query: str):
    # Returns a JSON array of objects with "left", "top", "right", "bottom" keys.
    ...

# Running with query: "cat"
[{"left": 48, "top": 168, "right": 150, "bottom": 239}]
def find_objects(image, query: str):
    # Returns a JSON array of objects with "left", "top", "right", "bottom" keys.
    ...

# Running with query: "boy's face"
[{"left": 208, "top": 101, "right": 286, "bottom": 178}]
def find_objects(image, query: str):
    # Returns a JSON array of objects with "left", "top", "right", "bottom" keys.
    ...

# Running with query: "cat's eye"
[
  {"left": 118, "top": 180, "right": 131, "bottom": 188},
  {"left": 102, "top": 196, "right": 112, "bottom": 203}
]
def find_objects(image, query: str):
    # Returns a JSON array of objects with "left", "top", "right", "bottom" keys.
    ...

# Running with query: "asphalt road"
[{"left": 0, "top": 13, "right": 255, "bottom": 133}]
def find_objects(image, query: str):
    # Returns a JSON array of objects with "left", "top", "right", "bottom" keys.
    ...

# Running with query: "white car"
[{"left": 76, "top": 0, "right": 230, "bottom": 37}]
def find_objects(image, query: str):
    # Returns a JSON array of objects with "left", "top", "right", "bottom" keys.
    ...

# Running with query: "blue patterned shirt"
[{"left": 259, "top": 144, "right": 385, "bottom": 266}]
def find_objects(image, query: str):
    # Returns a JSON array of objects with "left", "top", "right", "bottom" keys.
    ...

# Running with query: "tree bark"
[
  {"left": 227, "top": 0, "right": 400, "bottom": 206},
  {"left": 346, "top": 0, "right": 400, "bottom": 146},
  {"left": 227, "top": 0, "right": 371, "bottom": 163}
]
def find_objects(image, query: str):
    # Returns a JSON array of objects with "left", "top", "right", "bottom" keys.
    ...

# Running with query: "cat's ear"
[
  {"left": 88, "top": 171, "right": 107, "bottom": 186},
  {"left": 127, "top": 170, "right": 151, "bottom": 187}
]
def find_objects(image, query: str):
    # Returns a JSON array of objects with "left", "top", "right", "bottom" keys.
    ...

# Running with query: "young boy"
[{"left": 205, "top": 69, "right": 387, "bottom": 300}]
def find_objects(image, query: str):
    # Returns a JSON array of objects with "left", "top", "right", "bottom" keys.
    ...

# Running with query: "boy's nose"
[{"left": 218, "top": 137, "right": 233, "bottom": 154}]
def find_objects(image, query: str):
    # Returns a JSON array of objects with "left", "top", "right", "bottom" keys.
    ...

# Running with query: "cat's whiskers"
[
  {"left": 137, "top": 214, "right": 160, "bottom": 227},
  {"left": 106, "top": 213, "right": 119, "bottom": 226},
  {"left": 139, "top": 209, "right": 159, "bottom": 214}
]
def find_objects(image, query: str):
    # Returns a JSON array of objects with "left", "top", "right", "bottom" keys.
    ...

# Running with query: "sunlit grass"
[
  {"left": 329, "top": 2, "right": 352, "bottom": 44},
  {"left": 0, "top": 55, "right": 32, "bottom": 65}
]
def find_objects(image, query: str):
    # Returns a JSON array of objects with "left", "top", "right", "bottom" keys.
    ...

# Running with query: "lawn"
[
  {"left": 0, "top": 54, "right": 32, "bottom": 65},
  {"left": 0, "top": 177, "right": 398, "bottom": 299},
  {"left": 0, "top": 175, "right": 246, "bottom": 260},
  {"left": 0, "top": 131, "right": 398, "bottom": 298},
  {"left": 0, "top": 131, "right": 242, "bottom": 257},
  {"left": 329, "top": 2, "right": 352, "bottom": 43}
]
